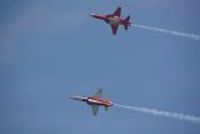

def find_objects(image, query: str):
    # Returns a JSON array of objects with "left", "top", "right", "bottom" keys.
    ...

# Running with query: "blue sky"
[{"left": 1, "top": 0, "right": 200, "bottom": 134}]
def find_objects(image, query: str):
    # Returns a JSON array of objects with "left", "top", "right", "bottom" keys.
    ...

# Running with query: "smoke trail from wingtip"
[
  {"left": 113, "top": 103, "right": 200, "bottom": 125},
  {"left": 133, "top": 24, "right": 200, "bottom": 41}
]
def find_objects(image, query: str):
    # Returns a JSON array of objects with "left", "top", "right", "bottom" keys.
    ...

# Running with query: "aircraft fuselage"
[
  {"left": 71, "top": 89, "right": 113, "bottom": 115},
  {"left": 90, "top": 7, "right": 131, "bottom": 35},
  {"left": 71, "top": 95, "right": 113, "bottom": 107},
  {"left": 107, "top": 16, "right": 122, "bottom": 26},
  {"left": 87, "top": 96, "right": 113, "bottom": 106},
  {"left": 91, "top": 14, "right": 124, "bottom": 26}
]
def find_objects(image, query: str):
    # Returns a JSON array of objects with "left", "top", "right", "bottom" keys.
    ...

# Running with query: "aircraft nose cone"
[
  {"left": 90, "top": 13, "right": 96, "bottom": 17},
  {"left": 70, "top": 96, "right": 76, "bottom": 100},
  {"left": 70, "top": 96, "right": 86, "bottom": 101},
  {"left": 70, "top": 96, "right": 79, "bottom": 100}
]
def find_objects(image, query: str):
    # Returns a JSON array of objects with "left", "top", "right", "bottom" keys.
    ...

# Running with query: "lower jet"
[
  {"left": 71, "top": 89, "right": 113, "bottom": 115},
  {"left": 90, "top": 6, "right": 132, "bottom": 35}
]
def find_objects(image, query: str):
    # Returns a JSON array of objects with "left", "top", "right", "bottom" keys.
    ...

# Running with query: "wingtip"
[
  {"left": 96, "top": 87, "right": 103, "bottom": 92},
  {"left": 117, "top": 6, "right": 121, "bottom": 10},
  {"left": 112, "top": 32, "right": 117, "bottom": 36}
]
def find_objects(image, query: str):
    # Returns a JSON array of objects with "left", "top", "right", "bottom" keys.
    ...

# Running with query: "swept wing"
[
  {"left": 111, "top": 25, "right": 119, "bottom": 35},
  {"left": 92, "top": 88, "right": 103, "bottom": 98},
  {"left": 91, "top": 105, "right": 99, "bottom": 115},
  {"left": 107, "top": 7, "right": 121, "bottom": 17}
]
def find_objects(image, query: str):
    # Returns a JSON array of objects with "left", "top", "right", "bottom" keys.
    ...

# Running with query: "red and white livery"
[
  {"left": 90, "top": 7, "right": 132, "bottom": 35},
  {"left": 71, "top": 89, "right": 113, "bottom": 115}
]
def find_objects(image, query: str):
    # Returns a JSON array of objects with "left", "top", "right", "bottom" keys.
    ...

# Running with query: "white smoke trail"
[
  {"left": 133, "top": 24, "right": 200, "bottom": 41},
  {"left": 113, "top": 103, "right": 200, "bottom": 125}
]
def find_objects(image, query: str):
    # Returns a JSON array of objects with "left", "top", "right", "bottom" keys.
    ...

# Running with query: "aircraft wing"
[
  {"left": 107, "top": 7, "right": 121, "bottom": 17},
  {"left": 91, "top": 105, "right": 99, "bottom": 116},
  {"left": 92, "top": 88, "right": 103, "bottom": 98},
  {"left": 113, "top": 7, "right": 121, "bottom": 16},
  {"left": 111, "top": 25, "right": 119, "bottom": 35}
]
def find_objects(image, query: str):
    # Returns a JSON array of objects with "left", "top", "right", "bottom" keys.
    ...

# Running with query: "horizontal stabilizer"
[
  {"left": 124, "top": 15, "right": 131, "bottom": 30},
  {"left": 125, "top": 15, "right": 130, "bottom": 21}
]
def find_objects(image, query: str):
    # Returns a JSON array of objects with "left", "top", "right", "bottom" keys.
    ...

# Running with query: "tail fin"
[{"left": 124, "top": 15, "right": 131, "bottom": 30}]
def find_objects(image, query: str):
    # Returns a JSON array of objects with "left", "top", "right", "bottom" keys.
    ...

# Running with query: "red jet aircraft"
[
  {"left": 71, "top": 89, "right": 113, "bottom": 115},
  {"left": 90, "top": 7, "right": 131, "bottom": 35}
]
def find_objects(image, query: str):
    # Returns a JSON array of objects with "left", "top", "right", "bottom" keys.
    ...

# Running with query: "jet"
[
  {"left": 90, "top": 7, "right": 132, "bottom": 35},
  {"left": 71, "top": 89, "right": 113, "bottom": 115}
]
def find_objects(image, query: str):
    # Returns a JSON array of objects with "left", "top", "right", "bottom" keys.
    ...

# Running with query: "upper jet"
[
  {"left": 71, "top": 89, "right": 113, "bottom": 115},
  {"left": 90, "top": 7, "right": 132, "bottom": 35}
]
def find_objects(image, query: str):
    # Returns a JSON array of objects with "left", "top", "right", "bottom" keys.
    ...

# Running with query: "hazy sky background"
[{"left": 1, "top": 0, "right": 200, "bottom": 134}]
